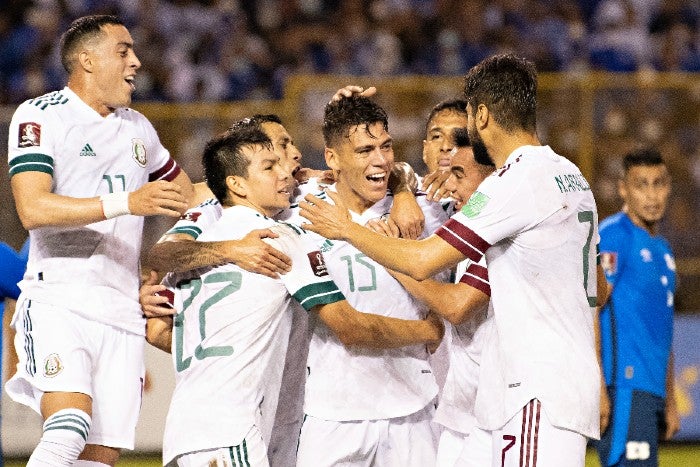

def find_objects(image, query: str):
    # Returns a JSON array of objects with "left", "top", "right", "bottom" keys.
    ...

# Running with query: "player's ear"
[
  {"left": 226, "top": 175, "right": 247, "bottom": 198},
  {"left": 617, "top": 178, "right": 628, "bottom": 202},
  {"left": 325, "top": 147, "right": 340, "bottom": 172},
  {"left": 78, "top": 50, "right": 94, "bottom": 73},
  {"left": 476, "top": 104, "right": 489, "bottom": 130}
]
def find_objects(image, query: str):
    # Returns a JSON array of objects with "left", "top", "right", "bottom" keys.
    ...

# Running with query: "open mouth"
[
  {"left": 125, "top": 76, "right": 136, "bottom": 91},
  {"left": 366, "top": 172, "right": 387, "bottom": 184}
]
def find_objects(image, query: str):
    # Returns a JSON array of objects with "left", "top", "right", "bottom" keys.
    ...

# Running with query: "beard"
[{"left": 468, "top": 125, "right": 494, "bottom": 166}]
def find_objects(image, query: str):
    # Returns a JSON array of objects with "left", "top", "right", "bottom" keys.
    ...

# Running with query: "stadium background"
[{"left": 1, "top": 0, "right": 699, "bottom": 464}]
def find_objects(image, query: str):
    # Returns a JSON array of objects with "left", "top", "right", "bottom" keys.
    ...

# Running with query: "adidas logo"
[{"left": 79, "top": 143, "right": 96, "bottom": 157}]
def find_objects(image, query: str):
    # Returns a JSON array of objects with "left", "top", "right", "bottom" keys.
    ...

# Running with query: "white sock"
[{"left": 27, "top": 408, "right": 91, "bottom": 466}]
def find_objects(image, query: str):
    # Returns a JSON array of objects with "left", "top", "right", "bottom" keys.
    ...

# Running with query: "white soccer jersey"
[
  {"left": 161, "top": 206, "right": 344, "bottom": 464},
  {"left": 7, "top": 87, "right": 181, "bottom": 334},
  {"left": 435, "top": 145, "right": 600, "bottom": 439},
  {"left": 433, "top": 258, "right": 493, "bottom": 435},
  {"left": 302, "top": 189, "right": 439, "bottom": 421}
]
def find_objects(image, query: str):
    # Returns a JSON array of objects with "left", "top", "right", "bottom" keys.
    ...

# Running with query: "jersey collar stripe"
[
  {"left": 459, "top": 272, "right": 491, "bottom": 296},
  {"left": 436, "top": 219, "right": 490, "bottom": 262},
  {"left": 148, "top": 157, "right": 181, "bottom": 182}
]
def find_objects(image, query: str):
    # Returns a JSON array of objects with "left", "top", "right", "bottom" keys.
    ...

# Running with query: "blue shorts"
[{"left": 595, "top": 388, "right": 665, "bottom": 466}]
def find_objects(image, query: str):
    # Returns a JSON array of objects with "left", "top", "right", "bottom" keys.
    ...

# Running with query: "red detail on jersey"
[
  {"left": 307, "top": 250, "right": 328, "bottom": 277},
  {"left": 459, "top": 262, "right": 491, "bottom": 296},
  {"left": 18, "top": 122, "right": 41, "bottom": 147},
  {"left": 435, "top": 218, "right": 490, "bottom": 262},
  {"left": 155, "top": 289, "right": 175, "bottom": 309},
  {"left": 600, "top": 252, "right": 617, "bottom": 275},
  {"left": 149, "top": 157, "right": 181, "bottom": 182},
  {"left": 180, "top": 211, "right": 202, "bottom": 222}
]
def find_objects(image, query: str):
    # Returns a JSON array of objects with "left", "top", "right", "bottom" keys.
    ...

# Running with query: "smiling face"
[
  {"left": 443, "top": 146, "right": 492, "bottom": 211},
  {"left": 423, "top": 109, "right": 468, "bottom": 173},
  {"left": 261, "top": 121, "right": 302, "bottom": 191},
  {"left": 326, "top": 121, "right": 394, "bottom": 213},
  {"left": 84, "top": 23, "right": 141, "bottom": 115},
  {"left": 619, "top": 164, "right": 670, "bottom": 233},
  {"left": 235, "top": 144, "right": 292, "bottom": 217}
]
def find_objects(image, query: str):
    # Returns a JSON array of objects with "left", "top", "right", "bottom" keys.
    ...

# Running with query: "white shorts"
[
  {"left": 436, "top": 425, "right": 492, "bottom": 467},
  {"left": 463, "top": 399, "right": 587, "bottom": 467},
  {"left": 171, "top": 425, "right": 269, "bottom": 467},
  {"left": 6, "top": 299, "right": 145, "bottom": 449},
  {"left": 296, "top": 403, "right": 439, "bottom": 467}
]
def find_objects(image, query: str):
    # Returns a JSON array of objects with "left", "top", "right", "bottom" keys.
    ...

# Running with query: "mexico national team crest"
[
  {"left": 307, "top": 250, "right": 329, "bottom": 277},
  {"left": 132, "top": 138, "right": 147, "bottom": 167},
  {"left": 461, "top": 191, "right": 490, "bottom": 218},
  {"left": 18, "top": 122, "right": 41, "bottom": 148},
  {"left": 43, "top": 353, "right": 63, "bottom": 378}
]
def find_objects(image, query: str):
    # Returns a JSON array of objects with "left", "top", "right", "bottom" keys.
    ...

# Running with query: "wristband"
[{"left": 100, "top": 191, "right": 131, "bottom": 219}]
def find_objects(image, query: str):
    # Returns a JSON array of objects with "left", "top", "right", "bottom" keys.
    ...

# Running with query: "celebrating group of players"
[{"left": 5, "top": 13, "right": 679, "bottom": 467}]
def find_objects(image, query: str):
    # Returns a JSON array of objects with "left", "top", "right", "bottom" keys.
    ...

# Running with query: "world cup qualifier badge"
[
  {"left": 307, "top": 250, "right": 329, "bottom": 277},
  {"left": 132, "top": 138, "right": 147, "bottom": 167},
  {"left": 43, "top": 353, "right": 63, "bottom": 377},
  {"left": 18, "top": 122, "right": 41, "bottom": 147}
]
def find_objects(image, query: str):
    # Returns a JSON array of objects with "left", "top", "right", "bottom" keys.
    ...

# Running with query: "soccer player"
[
  {"left": 388, "top": 131, "right": 496, "bottom": 466},
  {"left": 595, "top": 148, "right": 679, "bottom": 467},
  {"left": 6, "top": 15, "right": 194, "bottom": 466},
  {"left": 145, "top": 124, "right": 443, "bottom": 466},
  {"left": 294, "top": 95, "right": 446, "bottom": 466},
  {"left": 300, "top": 54, "right": 605, "bottom": 466}
]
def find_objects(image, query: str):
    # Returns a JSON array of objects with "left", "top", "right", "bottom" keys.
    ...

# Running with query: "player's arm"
[
  {"left": 146, "top": 316, "right": 173, "bottom": 353},
  {"left": 313, "top": 300, "right": 443, "bottom": 349},
  {"left": 146, "top": 231, "right": 292, "bottom": 277},
  {"left": 664, "top": 351, "right": 680, "bottom": 439},
  {"left": 389, "top": 271, "right": 488, "bottom": 325},
  {"left": 3, "top": 298, "right": 18, "bottom": 382},
  {"left": 596, "top": 264, "right": 610, "bottom": 306},
  {"left": 11, "top": 171, "right": 188, "bottom": 230},
  {"left": 301, "top": 190, "right": 463, "bottom": 280},
  {"left": 387, "top": 162, "right": 424, "bottom": 240}
]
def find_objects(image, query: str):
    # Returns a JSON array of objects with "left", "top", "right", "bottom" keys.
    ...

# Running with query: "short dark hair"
[
  {"left": 623, "top": 148, "right": 665, "bottom": 175},
  {"left": 249, "top": 114, "right": 283, "bottom": 126},
  {"left": 463, "top": 54, "right": 538, "bottom": 133},
  {"left": 425, "top": 99, "right": 468, "bottom": 134},
  {"left": 322, "top": 96, "right": 389, "bottom": 147},
  {"left": 60, "top": 15, "right": 124, "bottom": 74},
  {"left": 202, "top": 122, "right": 272, "bottom": 204}
]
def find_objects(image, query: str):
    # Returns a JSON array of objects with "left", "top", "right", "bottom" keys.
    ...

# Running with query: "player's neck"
[
  {"left": 626, "top": 210, "right": 660, "bottom": 236},
  {"left": 66, "top": 79, "right": 116, "bottom": 117},
  {"left": 334, "top": 181, "right": 380, "bottom": 215},
  {"left": 487, "top": 130, "right": 540, "bottom": 168}
]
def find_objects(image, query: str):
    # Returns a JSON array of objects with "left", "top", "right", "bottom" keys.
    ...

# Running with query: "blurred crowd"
[{"left": 1, "top": 0, "right": 699, "bottom": 104}]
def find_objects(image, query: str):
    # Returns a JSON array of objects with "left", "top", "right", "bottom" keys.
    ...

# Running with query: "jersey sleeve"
[
  {"left": 8, "top": 101, "right": 60, "bottom": 178},
  {"left": 599, "top": 222, "right": 626, "bottom": 287},
  {"left": 456, "top": 259, "right": 491, "bottom": 297},
  {"left": 136, "top": 112, "right": 181, "bottom": 182},
  {"left": 165, "top": 199, "right": 222, "bottom": 239},
  {"left": 265, "top": 224, "right": 345, "bottom": 311}
]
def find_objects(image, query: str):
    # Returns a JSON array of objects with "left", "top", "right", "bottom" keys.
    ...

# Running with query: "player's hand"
[
  {"left": 224, "top": 229, "right": 292, "bottom": 278},
  {"left": 424, "top": 310, "right": 445, "bottom": 353},
  {"left": 140, "top": 270, "right": 175, "bottom": 318},
  {"left": 599, "top": 381, "right": 611, "bottom": 434},
  {"left": 422, "top": 169, "right": 452, "bottom": 202},
  {"left": 300, "top": 191, "right": 352, "bottom": 240},
  {"left": 664, "top": 396, "right": 681, "bottom": 440},
  {"left": 365, "top": 215, "right": 400, "bottom": 238},
  {"left": 329, "top": 85, "right": 377, "bottom": 103},
  {"left": 130, "top": 180, "right": 188, "bottom": 217},
  {"left": 295, "top": 168, "right": 335, "bottom": 185},
  {"left": 390, "top": 191, "right": 425, "bottom": 239}
]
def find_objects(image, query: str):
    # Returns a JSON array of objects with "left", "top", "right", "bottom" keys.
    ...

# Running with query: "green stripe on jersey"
[
  {"left": 166, "top": 225, "right": 202, "bottom": 238},
  {"left": 293, "top": 281, "right": 345, "bottom": 311},
  {"left": 9, "top": 153, "right": 54, "bottom": 176}
]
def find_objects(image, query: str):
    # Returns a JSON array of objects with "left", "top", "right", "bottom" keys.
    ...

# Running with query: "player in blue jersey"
[{"left": 596, "top": 148, "right": 680, "bottom": 467}]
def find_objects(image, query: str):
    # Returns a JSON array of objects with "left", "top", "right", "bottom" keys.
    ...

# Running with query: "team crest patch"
[
  {"left": 43, "top": 353, "right": 63, "bottom": 377},
  {"left": 461, "top": 191, "right": 489, "bottom": 218},
  {"left": 600, "top": 252, "right": 617, "bottom": 275},
  {"left": 180, "top": 211, "right": 202, "bottom": 222},
  {"left": 307, "top": 250, "right": 328, "bottom": 277},
  {"left": 132, "top": 138, "right": 147, "bottom": 167},
  {"left": 18, "top": 122, "right": 41, "bottom": 147}
]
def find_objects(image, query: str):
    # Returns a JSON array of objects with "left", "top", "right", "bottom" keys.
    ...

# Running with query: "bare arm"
[
  {"left": 314, "top": 300, "right": 443, "bottom": 349},
  {"left": 389, "top": 272, "right": 488, "bottom": 325},
  {"left": 388, "top": 162, "right": 424, "bottom": 240},
  {"left": 11, "top": 171, "right": 188, "bottom": 230},
  {"left": 300, "top": 191, "right": 464, "bottom": 280},
  {"left": 146, "top": 231, "right": 292, "bottom": 277},
  {"left": 594, "top": 303, "right": 611, "bottom": 434},
  {"left": 3, "top": 298, "right": 18, "bottom": 383},
  {"left": 664, "top": 351, "right": 680, "bottom": 440},
  {"left": 146, "top": 316, "right": 173, "bottom": 353}
]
